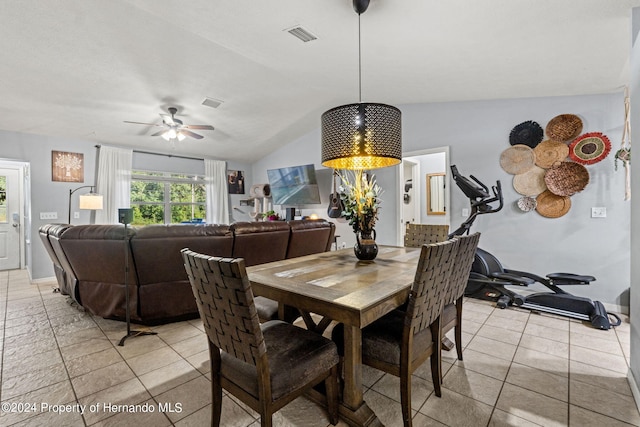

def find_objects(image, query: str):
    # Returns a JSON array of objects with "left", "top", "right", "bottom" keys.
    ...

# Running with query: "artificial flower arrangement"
[{"left": 337, "top": 170, "right": 382, "bottom": 236}]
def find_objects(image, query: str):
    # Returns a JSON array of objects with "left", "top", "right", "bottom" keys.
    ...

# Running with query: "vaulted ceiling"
[{"left": 1, "top": 0, "right": 638, "bottom": 162}]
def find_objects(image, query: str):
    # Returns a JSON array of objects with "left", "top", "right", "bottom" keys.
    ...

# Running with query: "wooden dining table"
[{"left": 247, "top": 245, "right": 421, "bottom": 427}]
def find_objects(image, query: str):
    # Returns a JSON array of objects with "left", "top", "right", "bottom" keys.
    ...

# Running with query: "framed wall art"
[
  {"left": 52, "top": 151, "right": 84, "bottom": 183},
  {"left": 227, "top": 170, "right": 245, "bottom": 194}
]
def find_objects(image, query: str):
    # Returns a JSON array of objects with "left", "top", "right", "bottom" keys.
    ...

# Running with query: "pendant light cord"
[{"left": 358, "top": 12, "right": 362, "bottom": 104}]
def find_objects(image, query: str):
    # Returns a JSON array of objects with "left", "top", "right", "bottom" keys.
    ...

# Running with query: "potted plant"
[{"left": 261, "top": 210, "right": 280, "bottom": 221}]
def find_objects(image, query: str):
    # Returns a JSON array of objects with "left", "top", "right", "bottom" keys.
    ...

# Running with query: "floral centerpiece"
[{"left": 338, "top": 170, "right": 382, "bottom": 260}]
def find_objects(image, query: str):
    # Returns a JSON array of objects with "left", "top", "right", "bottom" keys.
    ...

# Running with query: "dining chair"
[
  {"left": 182, "top": 249, "right": 340, "bottom": 427},
  {"left": 441, "top": 232, "right": 481, "bottom": 361},
  {"left": 404, "top": 223, "right": 450, "bottom": 247},
  {"left": 332, "top": 238, "right": 459, "bottom": 427}
]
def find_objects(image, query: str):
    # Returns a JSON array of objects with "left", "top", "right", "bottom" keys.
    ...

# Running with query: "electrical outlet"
[
  {"left": 74, "top": 212, "right": 80, "bottom": 219},
  {"left": 39, "top": 212, "right": 58, "bottom": 220},
  {"left": 591, "top": 207, "right": 606, "bottom": 218},
  {"left": 462, "top": 208, "right": 469, "bottom": 217}
]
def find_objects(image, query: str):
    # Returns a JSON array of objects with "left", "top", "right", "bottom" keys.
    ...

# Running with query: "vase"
[{"left": 354, "top": 229, "right": 378, "bottom": 261}]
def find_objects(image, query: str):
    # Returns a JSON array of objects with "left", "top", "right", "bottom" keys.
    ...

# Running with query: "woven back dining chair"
[
  {"left": 441, "top": 232, "right": 481, "bottom": 361},
  {"left": 332, "top": 238, "right": 459, "bottom": 427},
  {"left": 404, "top": 223, "right": 450, "bottom": 247},
  {"left": 182, "top": 249, "right": 339, "bottom": 427}
]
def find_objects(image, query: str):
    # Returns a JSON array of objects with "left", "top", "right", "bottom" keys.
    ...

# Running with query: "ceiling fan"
[{"left": 124, "top": 107, "right": 215, "bottom": 141}]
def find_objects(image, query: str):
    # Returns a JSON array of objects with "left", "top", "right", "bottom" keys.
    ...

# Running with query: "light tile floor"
[{"left": 1, "top": 269, "right": 638, "bottom": 426}]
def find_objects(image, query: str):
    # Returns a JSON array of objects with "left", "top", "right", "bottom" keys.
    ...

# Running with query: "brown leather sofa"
[
  {"left": 40, "top": 219, "right": 334, "bottom": 325},
  {"left": 39, "top": 223, "right": 73, "bottom": 296}
]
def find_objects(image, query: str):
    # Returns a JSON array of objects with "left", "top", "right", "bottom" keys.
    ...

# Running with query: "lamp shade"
[
  {"left": 321, "top": 102, "right": 402, "bottom": 170},
  {"left": 78, "top": 193, "right": 103, "bottom": 210}
]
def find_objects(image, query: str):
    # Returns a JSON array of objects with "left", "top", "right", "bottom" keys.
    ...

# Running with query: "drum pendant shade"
[
  {"left": 320, "top": 0, "right": 401, "bottom": 170},
  {"left": 321, "top": 103, "right": 402, "bottom": 170}
]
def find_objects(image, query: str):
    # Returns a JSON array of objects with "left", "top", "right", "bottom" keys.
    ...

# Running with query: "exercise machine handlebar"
[{"left": 449, "top": 165, "right": 503, "bottom": 238}]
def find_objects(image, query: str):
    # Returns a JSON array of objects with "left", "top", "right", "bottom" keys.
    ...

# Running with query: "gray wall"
[
  {"left": 253, "top": 92, "right": 631, "bottom": 311},
  {"left": 0, "top": 130, "right": 99, "bottom": 280},
  {"left": 0, "top": 131, "right": 250, "bottom": 281}
]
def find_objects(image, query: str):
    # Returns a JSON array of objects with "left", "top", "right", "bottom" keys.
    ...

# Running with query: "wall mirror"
[{"left": 427, "top": 173, "right": 445, "bottom": 215}]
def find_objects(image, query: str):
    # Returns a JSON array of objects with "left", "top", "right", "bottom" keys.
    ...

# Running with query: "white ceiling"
[{"left": 1, "top": 0, "right": 638, "bottom": 163}]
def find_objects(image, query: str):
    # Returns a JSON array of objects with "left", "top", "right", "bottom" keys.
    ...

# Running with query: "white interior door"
[{"left": 0, "top": 168, "right": 21, "bottom": 270}]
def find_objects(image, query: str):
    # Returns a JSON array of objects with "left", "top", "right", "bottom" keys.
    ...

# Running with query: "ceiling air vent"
[
  {"left": 202, "top": 97, "right": 223, "bottom": 109},
  {"left": 285, "top": 26, "right": 317, "bottom": 43}
]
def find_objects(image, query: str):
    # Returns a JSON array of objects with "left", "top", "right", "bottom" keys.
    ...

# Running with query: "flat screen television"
[{"left": 267, "top": 164, "right": 322, "bottom": 206}]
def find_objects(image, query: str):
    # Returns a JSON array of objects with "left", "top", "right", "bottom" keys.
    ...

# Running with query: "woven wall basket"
[
  {"left": 517, "top": 196, "right": 537, "bottom": 212},
  {"left": 533, "top": 140, "right": 569, "bottom": 169},
  {"left": 500, "top": 144, "right": 536, "bottom": 175},
  {"left": 568, "top": 132, "right": 612, "bottom": 165},
  {"left": 546, "top": 114, "right": 583, "bottom": 142},
  {"left": 513, "top": 165, "right": 547, "bottom": 196},
  {"left": 536, "top": 190, "right": 571, "bottom": 218},
  {"left": 509, "top": 120, "right": 544, "bottom": 148},
  {"left": 544, "top": 162, "right": 589, "bottom": 196}
]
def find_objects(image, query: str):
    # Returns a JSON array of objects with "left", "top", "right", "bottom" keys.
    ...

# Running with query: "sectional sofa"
[{"left": 39, "top": 219, "right": 335, "bottom": 324}]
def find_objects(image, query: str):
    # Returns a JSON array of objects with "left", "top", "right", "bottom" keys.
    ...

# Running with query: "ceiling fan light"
[{"left": 177, "top": 132, "right": 186, "bottom": 141}]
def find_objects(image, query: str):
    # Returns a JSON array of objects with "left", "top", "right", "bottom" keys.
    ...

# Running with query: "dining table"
[{"left": 247, "top": 245, "right": 422, "bottom": 427}]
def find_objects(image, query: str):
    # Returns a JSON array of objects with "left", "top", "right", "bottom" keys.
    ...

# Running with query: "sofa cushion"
[
  {"left": 286, "top": 220, "right": 335, "bottom": 259},
  {"left": 130, "top": 224, "right": 233, "bottom": 323},
  {"left": 231, "top": 222, "right": 290, "bottom": 266},
  {"left": 57, "top": 224, "right": 137, "bottom": 319},
  {"left": 130, "top": 224, "right": 233, "bottom": 285}
]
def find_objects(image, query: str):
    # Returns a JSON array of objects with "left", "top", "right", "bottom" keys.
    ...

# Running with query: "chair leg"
[
  {"left": 325, "top": 365, "right": 339, "bottom": 425},
  {"left": 210, "top": 343, "right": 223, "bottom": 427},
  {"left": 455, "top": 298, "right": 463, "bottom": 361},
  {"left": 336, "top": 356, "right": 344, "bottom": 399},
  {"left": 430, "top": 320, "right": 442, "bottom": 396},
  {"left": 400, "top": 372, "right": 413, "bottom": 427},
  {"left": 211, "top": 371, "right": 222, "bottom": 427}
]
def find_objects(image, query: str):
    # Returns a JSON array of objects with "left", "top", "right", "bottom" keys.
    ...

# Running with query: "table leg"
[{"left": 339, "top": 325, "right": 382, "bottom": 427}]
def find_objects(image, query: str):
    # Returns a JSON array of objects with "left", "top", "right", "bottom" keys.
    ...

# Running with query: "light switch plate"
[
  {"left": 462, "top": 208, "right": 469, "bottom": 217},
  {"left": 591, "top": 207, "right": 606, "bottom": 218},
  {"left": 40, "top": 212, "right": 58, "bottom": 220}
]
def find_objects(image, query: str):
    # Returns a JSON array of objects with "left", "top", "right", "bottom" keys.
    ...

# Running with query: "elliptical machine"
[{"left": 449, "top": 165, "right": 620, "bottom": 330}]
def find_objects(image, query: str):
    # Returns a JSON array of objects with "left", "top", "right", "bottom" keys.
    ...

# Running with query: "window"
[{"left": 131, "top": 170, "right": 206, "bottom": 225}]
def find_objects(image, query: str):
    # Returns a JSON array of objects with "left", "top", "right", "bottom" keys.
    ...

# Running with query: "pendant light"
[{"left": 321, "top": 0, "right": 402, "bottom": 170}]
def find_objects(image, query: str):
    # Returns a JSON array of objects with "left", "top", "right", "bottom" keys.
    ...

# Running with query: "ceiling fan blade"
[
  {"left": 180, "top": 130, "right": 204, "bottom": 139},
  {"left": 184, "top": 124, "right": 215, "bottom": 131},
  {"left": 150, "top": 130, "right": 166, "bottom": 137},
  {"left": 160, "top": 114, "right": 176, "bottom": 126},
  {"left": 124, "top": 120, "right": 163, "bottom": 127}
]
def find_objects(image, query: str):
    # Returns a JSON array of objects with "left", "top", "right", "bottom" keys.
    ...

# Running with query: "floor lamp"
[
  {"left": 118, "top": 208, "right": 157, "bottom": 346},
  {"left": 68, "top": 185, "right": 103, "bottom": 224}
]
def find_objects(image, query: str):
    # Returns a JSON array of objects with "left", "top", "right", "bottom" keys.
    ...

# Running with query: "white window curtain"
[
  {"left": 95, "top": 146, "right": 133, "bottom": 224},
  {"left": 205, "top": 159, "right": 229, "bottom": 224}
]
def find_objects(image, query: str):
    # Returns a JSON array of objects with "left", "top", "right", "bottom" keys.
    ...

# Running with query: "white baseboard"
[
  {"left": 602, "top": 301, "right": 629, "bottom": 316},
  {"left": 30, "top": 275, "right": 56, "bottom": 284},
  {"left": 628, "top": 369, "right": 640, "bottom": 412}
]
